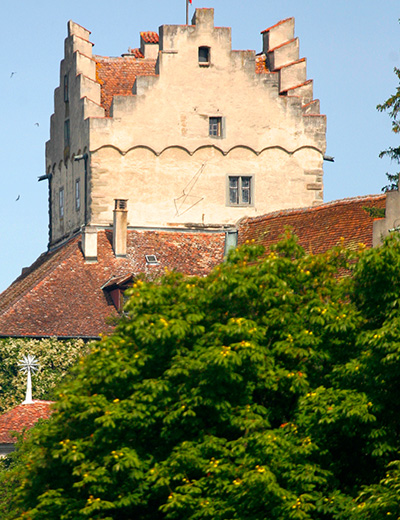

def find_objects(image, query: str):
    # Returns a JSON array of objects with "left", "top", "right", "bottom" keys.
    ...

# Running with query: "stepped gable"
[
  {"left": 94, "top": 29, "right": 159, "bottom": 116},
  {"left": 238, "top": 195, "right": 386, "bottom": 254},
  {"left": 95, "top": 56, "right": 157, "bottom": 117},
  {"left": 0, "top": 401, "right": 53, "bottom": 444},
  {"left": 0, "top": 230, "right": 225, "bottom": 339},
  {"left": 261, "top": 17, "right": 322, "bottom": 115}
]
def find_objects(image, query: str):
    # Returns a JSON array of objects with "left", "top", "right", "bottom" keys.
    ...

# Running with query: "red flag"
[{"left": 188, "top": 0, "right": 192, "bottom": 3}]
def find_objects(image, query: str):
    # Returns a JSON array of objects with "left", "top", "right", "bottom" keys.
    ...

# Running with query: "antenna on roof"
[
  {"left": 186, "top": 0, "right": 192, "bottom": 25},
  {"left": 18, "top": 354, "right": 39, "bottom": 405}
]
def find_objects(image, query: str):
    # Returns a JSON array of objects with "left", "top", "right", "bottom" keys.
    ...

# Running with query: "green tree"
[
  {"left": 377, "top": 64, "right": 400, "bottom": 191},
  {"left": 0, "top": 337, "right": 88, "bottom": 413},
  {"left": 6, "top": 234, "right": 400, "bottom": 520}
]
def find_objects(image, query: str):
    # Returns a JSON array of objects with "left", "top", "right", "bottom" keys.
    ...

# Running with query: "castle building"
[
  {"left": 1, "top": 9, "right": 394, "bottom": 340},
  {"left": 44, "top": 8, "right": 326, "bottom": 251}
]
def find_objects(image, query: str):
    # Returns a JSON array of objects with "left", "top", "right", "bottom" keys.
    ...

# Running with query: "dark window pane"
[
  {"left": 229, "top": 176, "right": 239, "bottom": 204},
  {"left": 229, "top": 177, "right": 238, "bottom": 188},
  {"left": 199, "top": 47, "right": 210, "bottom": 63},
  {"left": 241, "top": 176, "right": 251, "bottom": 204},
  {"left": 64, "top": 74, "right": 69, "bottom": 102},
  {"left": 230, "top": 188, "right": 238, "bottom": 204}
]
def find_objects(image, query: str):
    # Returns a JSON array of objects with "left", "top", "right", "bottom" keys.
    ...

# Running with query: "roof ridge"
[{"left": 241, "top": 194, "right": 386, "bottom": 225}]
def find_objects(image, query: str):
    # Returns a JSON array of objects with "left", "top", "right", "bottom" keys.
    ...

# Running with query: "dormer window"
[{"left": 198, "top": 46, "right": 210, "bottom": 66}]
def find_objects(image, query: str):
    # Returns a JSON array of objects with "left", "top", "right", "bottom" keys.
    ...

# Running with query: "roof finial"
[{"left": 18, "top": 354, "right": 39, "bottom": 404}]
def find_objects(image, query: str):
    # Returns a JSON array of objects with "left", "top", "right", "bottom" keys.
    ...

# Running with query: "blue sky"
[{"left": 0, "top": 0, "right": 399, "bottom": 292}]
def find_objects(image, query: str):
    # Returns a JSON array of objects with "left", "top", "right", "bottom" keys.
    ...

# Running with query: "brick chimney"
[{"left": 113, "top": 199, "right": 128, "bottom": 257}]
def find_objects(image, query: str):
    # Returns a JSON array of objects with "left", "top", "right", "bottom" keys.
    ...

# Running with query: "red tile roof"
[
  {"left": 255, "top": 54, "right": 269, "bottom": 74},
  {"left": 95, "top": 56, "right": 157, "bottom": 116},
  {"left": 0, "top": 401, "right": 53, "bottom": 444},
  {"left": 140, "top": 31, "right": 159, "bottom": 44},
  {"left": 238, "top": 195, "right": 386, "bottom": 254},
  {"left": 0, "top": 229, "right": 226, "bottom": 338},
  {"left": 127, "top": 48, "right": 144, "bottom": 59}
]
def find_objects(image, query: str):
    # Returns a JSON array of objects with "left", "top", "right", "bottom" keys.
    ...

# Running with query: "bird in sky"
[
  {"left": 10, "top": 72, "right": 16, "bottom": 78},
  {"left": 34, "top": 123, "right": 39, "bottom": 127},
  {"left": 16, "top": 195, "right": 20, "bottom": 201}
]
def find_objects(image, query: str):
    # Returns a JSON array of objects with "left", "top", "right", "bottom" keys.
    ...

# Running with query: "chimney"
[
  {"left": 113, "top": 199, "right": 128, "bottom": 257},
  {"left": 82, "top": 226, "right": 98, "bottom": 262}
]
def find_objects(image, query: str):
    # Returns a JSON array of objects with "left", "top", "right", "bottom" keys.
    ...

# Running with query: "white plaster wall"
[{"left": 90, "top": 145, "right": 323, "bottom": 227}]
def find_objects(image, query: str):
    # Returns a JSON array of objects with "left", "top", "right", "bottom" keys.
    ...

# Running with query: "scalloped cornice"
[{"left": 90, "top": 143, "right": 324, "bottom": 157}]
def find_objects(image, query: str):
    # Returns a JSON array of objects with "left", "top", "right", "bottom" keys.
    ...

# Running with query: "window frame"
[
  {"left": 226, "top": 175, "right": 254, "bottom": 207},
  {"left": 64, "top": 74, "right": 69, "bottom": 103},
  {"left": 209, "top": 116, "right": 225, "bottom": 138},
  {"left": 75, "top": 178, "right": 81, "bottom": 211},
  {"left": 198, "top": 46, "right": 210, "bottom": 66},
  {"left": 59, "top": 187, "right": 65, "bottom": 219}
]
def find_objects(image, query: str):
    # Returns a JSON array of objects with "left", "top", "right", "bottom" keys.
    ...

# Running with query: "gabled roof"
[
  {"left": 95, "top": 56, "right": 157, "bottom": 116},
  {"left": 0, "top": 401, "right": 53, "bottom": 444},
  {"left": 0, "top": 229, "right": 225, "bottom": 339},
  {"left": 238, "top": 195, "right": 386, "bottom": 253}
]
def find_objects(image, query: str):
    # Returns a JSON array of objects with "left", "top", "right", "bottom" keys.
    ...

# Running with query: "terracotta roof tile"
[
  {"left": 0, "top": 229, "right": 225, "bottom": 338},
  {"left": 0, "top": 401, "right": 53, "bottom": 444},
  {"left": 238, "top": 195, "right": 386, "bottom": 254},
  {"left": 255, "top": 54, "right": 269, "bottom": 74},
  {"left": 95, "top": 56, "right": 157, "bottom": 116},
  {"left": 140, "top": 31, "right": 159, "bottom": 44},
  {"left": 127, "top": 48, "right": 144, "bottom": 59}
]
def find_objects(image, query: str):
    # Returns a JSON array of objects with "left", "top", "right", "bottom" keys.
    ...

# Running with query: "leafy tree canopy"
[
  {"left": 5, "top": 234, "right": 400, "bottom": 520},
  {"left": 0, "top": 337, "right": 88, "bottom": 413},
  {"left": 378, "top": 63, "right": 400, "bottom": 191}
]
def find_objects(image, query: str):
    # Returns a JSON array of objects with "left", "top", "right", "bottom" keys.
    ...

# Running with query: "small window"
[
  {"left": 75, "top": 178, "right": 80, "bottom": 211},
  {"left": 198, "top": 46, "right": 210, "bottom": 65},
  {"left": 64, "top": 74, "right": 69, "bottom": 103},
  {"left": 145, "top": 255, "right": 159, "bottom": 265},
  {"left": 228, "top": 176, "right": 253, "bottom": 206},
  {"left": 64, "top": 120, "right": 70, "bottom": 147},
  {"left": 59, "top": 187, "right": 65, "bottom": 218},
  {"left": 209, "top": 116, "right": 223, "bottom": 137}
]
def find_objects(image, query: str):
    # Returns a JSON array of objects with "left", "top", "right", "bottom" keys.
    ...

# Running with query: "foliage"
[
  {"left": 362, "top": 205, "right": 385, "bottom": 219},
  {"left": 377, "top": 65, "right": 400, "bottom": 191},
  {"left": 0, "top": 337, "right": 88, "bottom": 413},
  {"left": 6, "top": 234, "right": 400, "bottom": 519}
]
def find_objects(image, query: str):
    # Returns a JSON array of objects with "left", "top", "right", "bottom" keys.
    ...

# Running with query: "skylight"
[{"left": 145, "top": 255, "right": 158, "bottom": 265}]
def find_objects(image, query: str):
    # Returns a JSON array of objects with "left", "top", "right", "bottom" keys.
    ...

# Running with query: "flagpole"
[{"left": 186, "top": 0, "right": 189, "bottom": 25}]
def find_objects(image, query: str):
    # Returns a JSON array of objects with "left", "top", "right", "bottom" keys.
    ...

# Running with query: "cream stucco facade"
[{"left": 45, "top": 9, "right": 326, "bottom": 247}]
